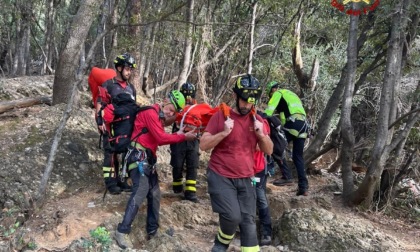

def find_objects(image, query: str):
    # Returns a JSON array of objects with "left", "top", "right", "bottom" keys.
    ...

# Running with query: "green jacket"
[{"left": 264, "top": 89, "right": 306, "bottom": 125}]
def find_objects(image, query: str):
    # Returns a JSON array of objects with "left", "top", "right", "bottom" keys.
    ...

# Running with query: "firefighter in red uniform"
[
  {"left": 96, "top": 53, "right": 136, "bottom": 195},
  {"left": 170, "top": 82, "right": 201, "bottom": 202},
  {"left": 200, "top": 75, "right": 273, "bottom": 252}
]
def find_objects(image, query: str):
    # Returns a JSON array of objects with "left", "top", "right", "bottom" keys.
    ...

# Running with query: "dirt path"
[{"left": 20, "top": 175, "right": 420, "bottom": 252}]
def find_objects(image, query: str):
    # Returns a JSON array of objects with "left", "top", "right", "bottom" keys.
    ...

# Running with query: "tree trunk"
[
  {"left": 14, "top": 1, "right": 32, "bottom": 76},
  {"left": 340, "top": 11, "right": 359, "bottom": 202},
  {"left": 352, "top": 0, "right": 412, "bottom": 207},
  {"left": 196, "top": 7, "right": 211, "bottom": 104},
  {"left": 142, "top": 19, "right": 160, "bottom": 97},
  {"left": 177, "top": 0, "right": 195, "bottom": 86},
  {"left": 128, "top": 0, "right": 142, "bottom": 91},
  {"left": 106, "top": 0, "right": 119, "bottom": 68},
  {"left": 99, "top": 0, "right": 110, "bottom": 67},
  {"left": 304, "top": 12, "right": 376, "bottom": 166},
  {"left": 151, "top": 23, "right": 243, "bottom": 95},
  {"left": 304, "top": 66, "right": 348, "bottom": 165},
  {"left": 247, "top": 1, "right": 257, "bottom": 74},
  {"left": 0, "top": 96, "right": 52, "bottom": 114},
  {"left": 23, "top": 25, "right": 31, "bottom": 75},
  {"left": 52, "top": 0, "right": 101, "bottom": 105},
  {"left": 138, "top": 25, "right": 150, "bottom": 96},
  {"left": 42, "top": 0, "right": 55, "bottom": 75}
]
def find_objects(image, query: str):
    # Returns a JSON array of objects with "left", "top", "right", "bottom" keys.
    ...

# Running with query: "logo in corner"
[{"left": 331, "top": 0, "right": 380, "bottom": 16}]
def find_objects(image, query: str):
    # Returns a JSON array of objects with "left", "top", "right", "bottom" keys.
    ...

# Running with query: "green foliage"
[
  {"left": 4, "top": 207, "right": 19, "bottom": 217},
  {"left": 83, "top": 226, "right": 112, "bottom": 252},
  {"left": 406, "top": 126, "right": 420, "bottom": 148},
  {"left": 0, "top": 222, "right": 20, "bottom": 237},
  {"left": 26, "top": 241, "right": 37, "bottom": 250}
]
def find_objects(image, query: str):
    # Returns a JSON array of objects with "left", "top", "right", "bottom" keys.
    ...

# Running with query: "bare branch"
[
  {"left": 388, "top": 108, "right": 420, "bottom": 129},
  {"left": 252, "top": 43, "right": 275, "bottom": 52}
]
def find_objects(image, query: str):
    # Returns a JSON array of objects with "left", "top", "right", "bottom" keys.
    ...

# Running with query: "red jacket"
[
  {"left": 131, "top": 104, "right": 185, "bottom": 156},
  {"left": 253, "top": 118, "right": 270, "bottom": 174}
]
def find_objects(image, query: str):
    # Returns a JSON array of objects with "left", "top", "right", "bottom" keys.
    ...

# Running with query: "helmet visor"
[
  {"left": 182, "top": 89, "right": 195, "bottom": 95},
  {"left": 239, "top": 89, "right": 260, "bottom": 104}
]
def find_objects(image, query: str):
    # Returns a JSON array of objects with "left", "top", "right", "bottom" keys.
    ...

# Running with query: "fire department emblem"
[{"left": 331, "top": 0, "right": 379, "bottom": 16}]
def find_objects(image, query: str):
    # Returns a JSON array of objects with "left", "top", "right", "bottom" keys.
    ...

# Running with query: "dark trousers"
[
  {"left": 170, "top": 139, "right": 199, "bottom": 192},
  {"left": 283, "top": 119, "right": 309, "bottom": 191},
  {"left": 272, "top": 155, "right": 293, "bottom": 180},
  {"left": 102, "top": 144, "right": 119, "bottom": 188},
  {"left": 255, "top": 170, "right": 272, "bottom": 236},
  {"left": 207, "top": 169, "right": 258, "bottom": 247},
  {"left": 117, "top": 166, "right": 160, "bottom": 234}
]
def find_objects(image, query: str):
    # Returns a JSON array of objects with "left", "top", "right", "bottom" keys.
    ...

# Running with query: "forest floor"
[{"left": 26, "top": 174, "right": 420, "bottom": 251}]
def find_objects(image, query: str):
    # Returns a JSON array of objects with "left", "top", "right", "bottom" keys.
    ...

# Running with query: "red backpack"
[
  {"left": 88, "top": 67, "right": 116, "bottom": 105},
  {"left": 175, "top": 103, "right": 220, "bottom": 134}
]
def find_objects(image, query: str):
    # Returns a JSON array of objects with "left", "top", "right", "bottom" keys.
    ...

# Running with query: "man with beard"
[
  {"left": 96, "top": 53, "right": 137, "bottom": 195},
  {"left": 200, "top": 74, "right": 273, "bottom": 252}
]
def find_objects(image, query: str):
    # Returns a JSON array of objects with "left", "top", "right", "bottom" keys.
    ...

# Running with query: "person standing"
[
  {"left": 253, "top": 110, "right": 273, "bottom": 246},
  {"left": 200, "top": 75, "right": 273, "bottom": 252},
  {"left": 264, "top": 81, "right": 309, "bottom": 196},
  {"left": 170, "top": 82, "right": 200, "bottom": 202},
  {"left": 115, "top": 90, "right": 197, "bottom": 249},
  {"left": 96, "top": 53, "right": 137, "bottom": 195}
]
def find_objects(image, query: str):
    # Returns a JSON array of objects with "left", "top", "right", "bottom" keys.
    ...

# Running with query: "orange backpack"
[
  {"left": 175, "top": 103, "right": 220, "bottom": 134},
  {"left": 88, "top": 67, "right": 117, "bottom": 105}
]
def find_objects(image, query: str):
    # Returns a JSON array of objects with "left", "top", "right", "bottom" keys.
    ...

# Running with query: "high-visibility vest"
[{"left": 265, "top": 89, "right": 306, "bottom": 125}]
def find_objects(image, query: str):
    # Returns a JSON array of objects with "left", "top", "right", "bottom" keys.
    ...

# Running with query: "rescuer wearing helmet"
[
  {"left": 200, "top": 74, "right": 273, "bottom": 252},
  {"left": 170, "top": 82, "right": 201, "bottom": 202},
  {"left": 264, "top": 81, "right": 309, "bottom": 196},
  {"left": 96, "top": 53, "right": 137, "bottom": 195},
  {"left": 115, "top": 90, "right": 197, "bottom": 249}
]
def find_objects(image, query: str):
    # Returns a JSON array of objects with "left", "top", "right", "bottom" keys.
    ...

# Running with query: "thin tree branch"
[{"left": 388, "top": 108, "right": 420, "bottom": 129}]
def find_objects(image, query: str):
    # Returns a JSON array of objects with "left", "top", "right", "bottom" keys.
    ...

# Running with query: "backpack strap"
[
  {"left": 97, "top": 104, "right": 107, "bottom": 149},
  {"left": 131, "top": 127, "right": 149, "bottom": 142},
  {"left": 219, "top": 102, "right": 231, "bottom": 120},
  {"left": 180, "top": 104, "right": 198, "bottom": 128},
  {"left": 130, "top": 105, "right": 160, "bottom": 142},
  {"left": 128, "top": 82, "right": 137, "bottom": 101}
]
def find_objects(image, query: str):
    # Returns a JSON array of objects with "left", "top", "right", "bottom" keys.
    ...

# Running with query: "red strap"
[
  {"left": 111, "top": 115, "right": 130, "bottom": 123},
  {"left": 108, "top": 135, "right": 129, "bottom": 143}
]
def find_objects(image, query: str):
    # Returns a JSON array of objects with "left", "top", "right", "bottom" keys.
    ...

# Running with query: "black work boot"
[
  {"left": 272, "top": 178, "right": 293, "bottom": 186},
  {"left": 173, "top": 184, "right": 183, "bottom": 194},
  {"left": 108, "top": 184, "right": 122, "bottom": 194},
  {"left": 296, "top": 189, "right": 308, "bottom": 196},
  {"left": 118, "top": 180, "right": 132, "bottom": 192},
  {"left": 260, "top": 234, "right": 272, "bottom": 246},
  {"left": 105, "top": 178, "right": 122, "bottom": 195},
  {"left": 147, "top": 229, "right": 158, "bottom": 240},
  {"left": 184, "top": 191, "right": 198, "bottom": 203},
  {"left": 211, "top": 238, "right": 229, "bottom": 252}
]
